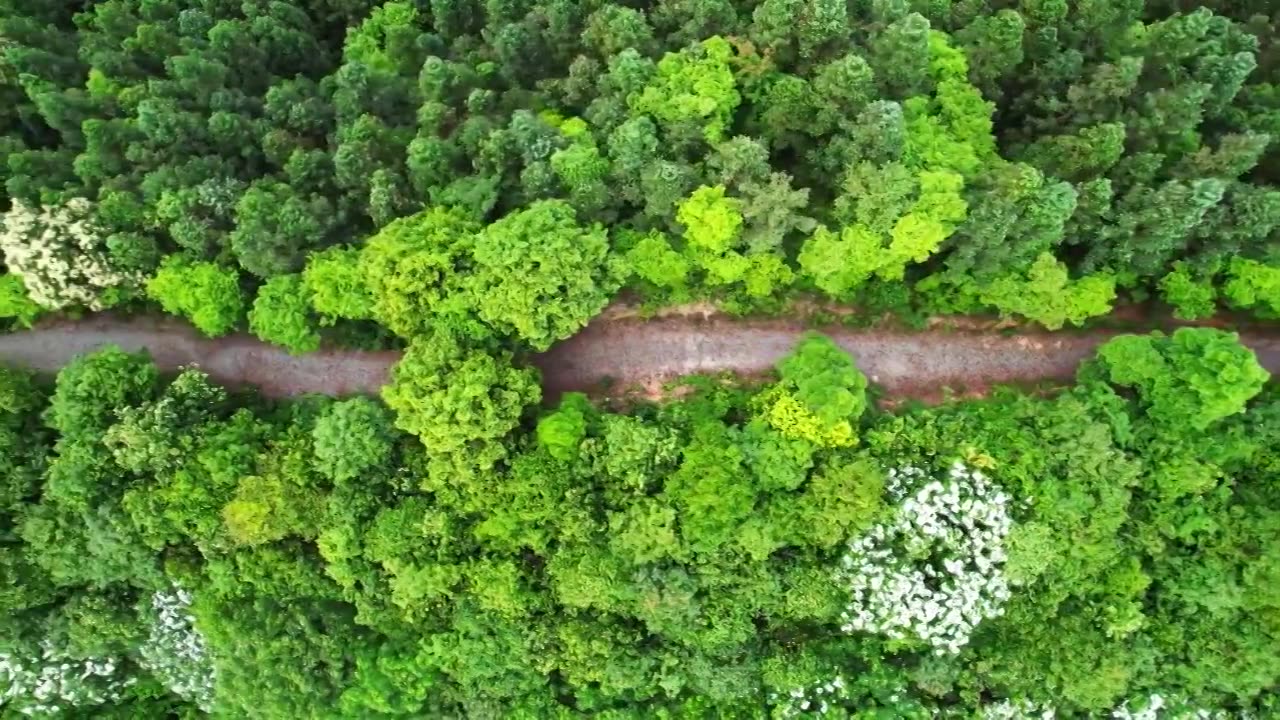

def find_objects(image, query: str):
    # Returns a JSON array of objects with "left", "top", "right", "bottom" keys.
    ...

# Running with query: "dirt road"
[{"left": 2, "top": 314, "right": 1277, "bottom": 402}]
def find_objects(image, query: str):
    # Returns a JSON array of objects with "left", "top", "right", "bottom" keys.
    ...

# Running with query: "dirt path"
[{"left": 2, "top": 314, "right": 1278, "bottom": 403}]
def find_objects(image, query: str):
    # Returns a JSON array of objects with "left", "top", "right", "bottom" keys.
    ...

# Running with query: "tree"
[
  {"left": 749, "top": 0, "right": 849, "bottom": 64},
  {"left": 1093, "top": 327, "right": 1269, "bottom": 431},
  {"left": 1159, "top": 262, "right": 1218, "bottom": 320},
  {"left": 759, "top": 334, "right": 868, "bottom": 448},
  {"left": 630, "top": 36, "right": 741, "bottom": 143},
  {"left": 799, "top": 167, "right": 967, "bottom": 296},
  {"left": 312, "top": 397, "right": 398, "bottom": 484},
  {"left": 868, "top": 13, "right": 931, "bottom": 98},
  {"left": 0, "top": 274, "right": 43, "bottom": 327},
  {"left": 810, "top": 54, "right": 876, "bottom": 135},
  {"left": 582, "top": 6, "right": 656, "bottom": 58},
  {"left": 105, "top": 367, "right": 228, "bottom": 477},
  {"left": 302, "top": 246, "right": 373, "bottom": 324},
  {"left": 622, "top": 231, "right": 691, "bottom": 294},
  {"left": 145, "top": 257, "right": 245, "bottom": 337},
  {"left": 536, "top": 392, "right": 591, "bottom": 462},
  {"left": 45, "top": 346, "right": 159, "bottom": 438},
  {"left": 953, "top": 9, "right": 1024, "bottom": 98},
  {"left": 1223, "top": 258, "right": 1280, "bottom": 318},
  {"left": 0, "top": 198, "right": 137, "bottom": 311},
  {"left": 249, "top": 274, "right": 321, "bottom": 354},
  {"left": 466, "top": 200, "right": 620, "bottom": 350},
  {"left": 231, "top": 181, "right": 339, "bottom": 278},
  {"left": 677, "top": 185, "right": 742, "bottom": 255},
  {"left": 381, "top": 330, "right": 540, "bottom": 472},
  {"left": 359, "top": 207, "right": 481, "bottom": 339},
  {"left": 978, "top": 253, "right": 1116, "bottom": 330}
]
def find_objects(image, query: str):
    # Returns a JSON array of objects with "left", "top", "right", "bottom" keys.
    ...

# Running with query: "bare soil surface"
[
  {"left": 2, "top": 313, "right": 1278, "bottom": 404},
  {"left": 0, "top": 315, "right": 399, "bottom": 398}
]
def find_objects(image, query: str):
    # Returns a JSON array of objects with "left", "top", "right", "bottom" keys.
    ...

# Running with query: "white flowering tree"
[
  {"left": 769, "top": 673, "right": 850, "bottom": 718},
  {"left": 980, "top": 693, "right": 1246, "bottom": 720},
  {"left": 139, "top": 586, "right": 216, "bottom": 711},
  {"left": 835, "top": 461, "right": 1014, "bottom": 654},
  {"left": 0, "top": 198, "right": 138, "bottom": 311},
  {"left": 0, "top": 646, "right": 136, "bottom": 715}
]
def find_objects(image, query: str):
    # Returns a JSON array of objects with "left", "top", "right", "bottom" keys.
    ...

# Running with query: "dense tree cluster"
[
  {"left": 2, "top": 3, "right": 1280, "bottom": 714},
  {"left": 3, "top": 0, "right": 1280, "bottom": 338},
  {"left": 0, "top": 328, "right": 1276, "bottom": 716}
]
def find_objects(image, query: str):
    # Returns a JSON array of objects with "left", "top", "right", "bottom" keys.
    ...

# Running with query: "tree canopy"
[
  {"left": 2, "top": 0, "right": 1279, "bottom": 342},
  {"left": 0, "top": 332, "right": 1275, "bottom": 716}
]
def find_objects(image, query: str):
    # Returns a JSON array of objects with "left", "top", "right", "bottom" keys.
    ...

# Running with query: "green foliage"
[
  {"left": 303, "top": 246, "right": 373, "bottom": 324},
  {"left": 760, "top": 334, "right": 868, "bottom": 447},
  {"left": 1, "top": 332, "right": 1279, "bottom": 715},
  {"left": 677, "top": 185, "right": 743, "bottom": 255},
  {"left": 312, "top": 397, "right": 398, "bottom": 485},
  {"left": 1093, "top": 328, "right": 1269, "bottom": 432},
  {"left": 223, "top": 474, "right": 324, "bottom": 547},
  {"left": 622, "top": 231, "right": 690, "bottom": 293},
  {"left": 1159, "top": 262, "right": 1218, "bottom": 320},
  {"left": 631, "top": 36, "right": 740, "bottom": 143},
  {"left": 146, "top": 258, "right": 245, "bottom": 338},
  {"left": 249, "top": 274, "right": 321, "bottom": 354},
  {"left": 381, "top": 330, "right": 540, "bottom": 473},
  {"left": 46, "top": 346, "right": 158, "bottom": 438},
  {"left": 800, "top": 166, "right": 967, "bottom": 297},
  {"left": 1, "top": 0, "right": 1279, "bottom": 332},
  {"left": 536, "top": 392, "right": 591, "bottom": 462},
  {"left": 231, "top": 181, "right": 337, "bottom": 278},
  {"left": 359, "top": 207, "right": 481, "bottom": 339},
  {"left": 6, "top": 0, "right": 1280, "bottom": 713},
  {"left": 467, "top": 200, "right": 619, "bottom": 350},
  {"left": 0, "top": 273, "right": 42, "bottom": 328},
  {"left": 979, "top": 253, "right": 1117, "bottom": 330},
  {"left": 1223, "top": 257, "right": 1280, "bottom": 318}
]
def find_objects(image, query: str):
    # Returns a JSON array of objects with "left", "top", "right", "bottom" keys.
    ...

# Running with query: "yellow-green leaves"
[
  {"left": 623, "top": 232, "right": 691, "bottom": 291},
  {"left": 146, "top": 257, "right": 244, "bottom": 337},
  {"left": 674, "top": 185, "right": 794, "bottom": 301},
  {"left": 760, "top": 334, "right": 868, "bottom": 448},
  {"left": 467, "top": 200, "right": 618, "bottom": 351},
  {"left": 223, "top": 475, "right": 323, "bottom": 547},
  {"left": 303, "top": 246, "right": 373, "bottom": 324},
  {"left": 1223, "top": 257, "right": 1280, "bottom": 318},
  {"left": 631, "top": 36, "right": 741, "bottom": 143},
  {"left": 1094, "top": 328, "right": 1268, "bottom": 431},
  {"left": 797, "top": 225, "right": 882, "bottom": 297},
  {"left": 800, "top": 169, "right": 966, "bottom": 296},
  {"left": 249, "top": 274, "right": 320, "bottom": 354},
  {"left": 677, "top": 184, "right": 743, "bottom": 253},
  {"left": 1158, "top": 262, "right": 1218, "bottom": 320},
  {"left": 979, "top": 253, "right": 1116, "bottom": 329},
  {"left": 382, "top": 331, "right": 540, "bottom": 473},
  {"left": 928, "top": 29, "right": 969, "bottom": 82},
  {"left": 358, "top": 207, "right": 479, "bottom": 339}
]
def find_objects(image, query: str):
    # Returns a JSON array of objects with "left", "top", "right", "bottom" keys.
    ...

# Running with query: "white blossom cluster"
[
  {"left": 1112, "top": 694, "right": 1248, "bottom": 720},
  {"left": 139, "top": 586, "right": 216, "bottom": 711},
  {"left": 974, "top": 694, "right": 1250, "bottom": 720},
  {"left": 0, "top": 198, "right": 137, "bottom": 311},
  {"left": 836, "top": 462, "right": 1013, "bottom": 654},
  {"left": 0, "top": 645, "right": 135, "bottom": 715},
  {"left": 768, "top": 673, "right": 848, "bottom": 718},
  {"left": 981, "top": 698, "right": 1056, "bottom": 719}
]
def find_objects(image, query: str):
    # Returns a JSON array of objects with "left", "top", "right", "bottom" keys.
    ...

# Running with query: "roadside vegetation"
[
  {"left": 2, "top": 1, "right": 1280, "bottom": 716},
  {"left": 3, "top": 0, "right": 1280, "bottom": 346},
  {"left": 1, "top": 328, "right": 1276, "bottom": 716}
]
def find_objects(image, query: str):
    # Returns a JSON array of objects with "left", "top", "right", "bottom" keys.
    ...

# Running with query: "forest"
[
  {"left": 1, "top": 0, "right": 1280, "bottom": 717},
  {"left": 0, "top": 329, "right": 1276, "bottom": 717},
  {"left": 3, "top": 0, "right": 1280, "bottom": 342}
]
